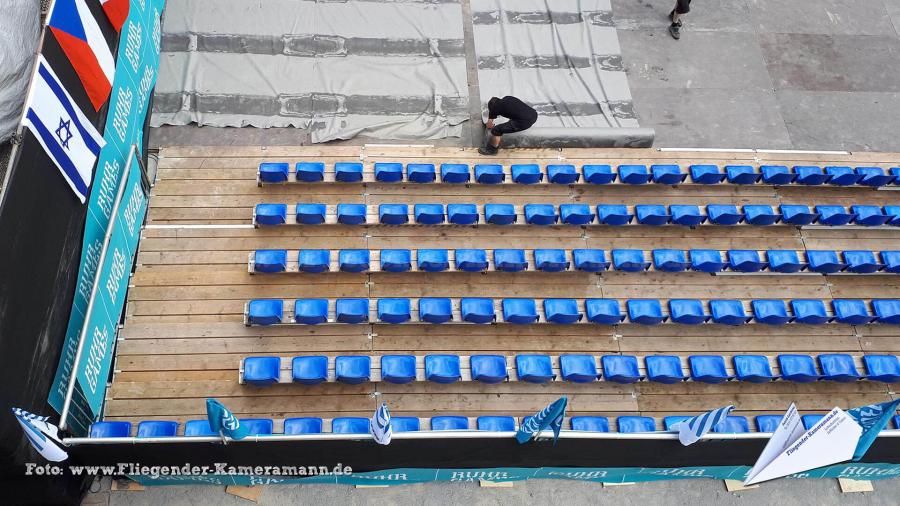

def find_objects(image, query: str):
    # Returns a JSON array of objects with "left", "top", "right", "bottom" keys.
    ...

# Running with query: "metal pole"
[{"left": 59, "top": 144, "right": 137, "bottom": 430}]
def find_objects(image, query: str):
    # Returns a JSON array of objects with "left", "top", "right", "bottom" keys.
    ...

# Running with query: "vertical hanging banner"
[{"left": 49, "top": 0, "right": 165, "bottom": 433}]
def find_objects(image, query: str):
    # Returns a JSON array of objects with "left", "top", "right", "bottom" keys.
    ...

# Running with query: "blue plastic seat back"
[
  {"left": 780, "top": 204, "right": 818, "bottom": 225},
  {"left": 856, "top": 166, "right": 894, "bottom": 187},
  {"left": 425, "top": 354, "right": 462, "bottom": 383},
  {"left": 626, "top": 299, "right": 664, "bottom": 325},
  {"left": 668, "top": 299, "right": 708, "bottom": 325},
  {"left": 844, "top": 250, "right": 881, "bottom": 273},
  {"left": 818, "top": 354, "right": 861, "bottom": 382},
  {"left": 475, "top": 164, "right": 505, "bottom": 184},
  {"left": 295, "top": 203, "right": 326, "bottom": 224},
  {"left": 760, "top": 165, "right": 795, "bottom": 185},
  {"left": 456, "top": 249, "right": 489, "bottom": 272},
  {"left": 255, "top": 203, "right": 287, "bottom": 226},
  {"left": 511, "top": 164, "right": 542, "bottom": 184},
  {"left": 391, "top": 417, "right": 421, "bottom": 433},
  {"left": 873, "top": 299, "right": 900, "bottom": 324},
  {"left": 332, "top": 417, "right": 369, "bottom": 434},
  {"left": 494, "top": 249, "right": 528, "bottom": 272},
  {"left": 690, "top": 249, "right": 725, "bottom": 272},
  {"left": 407, "top": 163, "right": 436, "bottom": 183},
  {"left": 243, "top": 356, "right": 281, "bottom": 385},
  {"left": 560, "top": 354, "right": 599, "bottom": 382},
  {"left": 707, "top": 204, "right": 743, "bottom": 225},
  {"left": 298, "top": 249, "right": 330, "bottom": 273},
  {"left": 573, "top": 249, "right": 609, "bottom": 272},
  {"left": 477, "top": 416, "right": 516, "bottom": 431},
  {"left": 334, "top": 162, "right": 363, "bottom": 182},
  {"left": 726, "top": 165, "right": 759, "bottom": 184},
  {"left": 744, "top": 205, "right": 781, "bottom": 225},
  {"left": 414, "top": 204, "right": 445, "bottom": 224},
  {"left": 728, "top": 249, "right": 766, "bottom": 272},
  {"left": 335, "top": 355, "right": 371, "bottom": 384},
  {"left": 653, "top": 249, "right": 689, "bottom": 272},
  {"left": 485, "top": 203, "right": 517, "bottom": 225},
  {"left": 713, "top": 416, "right": 749, "bottom": 434},
  {"left": 651, "top": 164, "right": 685, "bottom": 184},
  {"left": 833, "top": 299, "right": 875, "bottom": 324},
  {"left": 801, "top": 415, "right": 824, "bottom": 430},
  {"left": 883, "top": 251, "right": 900, "bottom": 273},
  {"left": 295, "top": 162, "right": 324, "bottom": 182},
  {"left": 259, "top": 162, "right": 289, "bottom": 183},
  {"left": 339, "top": 249, "right": 370, "bottom": 273},
  {"left": 887, "top": 206, "right": 900, "bottom": 226},
  {"left": 767, "top": 250, "right": 804, "bottom": 273},
  {"left": 895, "top": 415, "right": 900, "bottom": 429},
  {"left": 689, "top": 355, "right": 733, "bottom": 383},
  {"left": 254, "top": 249, "right": 288, "bottom": 273},
  {"left": 294, "top": 299, "right": 329, "bottom": 325},
  {"left": 619, "top": 164, "right": 650, "bottom": 184},
  {"left": 790, "top": 299, "right": 832, "bottom": 324},
  {"left": 516, "top": 354, "right": 555, "bottom": 383},
  {"left": 617, "top": 416, "right": 655, "bottom": 433},
  {"left": 379, "top": 204, "right": 409, "bottom": 225},
  {"left": 447, "top": 203, "right": 479, "bottom": 225},
  {"left": 733, "top": 355, "right": 775, "bottom": 382},
  {"left": 816, "top": 205, "right": 855, "bottom": 226},
  {"left": 335, "top": 298, "right": 369, "bottom": 323},
  {"left": 471, "top": 354, "right": 509, "bottom": 383},
  {"left": 596, "top": 204, "right": 633, "bottom": 225},
  {"left": 524, "top": 204, "right": 558, "bottom": 225},
  {"left": 248, "top": 299, "right": 283, "bottom": 325},
  {"left": 571, "top": 417, "right": 610, "bottom": 432},
  {"left": 690, "top": 164, "right": 725, "bottom": 184},
  {"left": 862, "top": 355, "right": 900, "bottom": 382},
  {"left": 503, "top": 298, "right": 538, "bottom": 324},
  {"left": 778, "top": 354, "right": 821, "bottom": 382},
  {"left": 441, "top": 163, "right": 470, "bottom": 183},
  {"left": 184, "top": 420, "right": 216, "bottom": 436},
  {"left": 583, "top": 164, "right": 616, "bottom": 184},
  {"left": 431, "top": 416, "right": 469, "bottom": 430},
  {"left": 794, "top": 166, "right": 829, "bottom": 185},
  {"left": 419, "top": 297, "right": 453, "bottom": 324},
  {"left": 710, "top": 299, "right": 750, "bottom": 325},
  {"left": 664, "top": 416, "right": 691, "bottom": 431},
  {"left": 752, "top": 299, "right": 792, "bottom": 325},
  {"left": 377, "top": 298, "right": 411, "bottom": 324},
  {"left": 284, "top": 418, "right": 324, "bottom": 434},
  {"left": 560, "top": 204, "right": 594, "bottom": 225},
  {"left": 336, "top": 203, "right": 367, "bottom": 224},
  {"left": 602, "top": 355, "right": 643, "bottom": 383},
  {"left": 380, "top": 249, "right": 411, "bottom": 272},
  {"left": 535, "top": 249, "right": 569, "bottom": 272},
  {"left": 585, "top": 299, "right": 623, "bottom": 324},
  {"left": 292, "top": 356, "right": 328, "bottom": 384},
  {"left": 852, "top": 205, "right": 890, "bottom": 226},
  {"left": 241, "top": 419, "right": 274, "bottom": 435},
  {"left": 547, "top": 164, "right": 580, "bottom": 184},
  {"left": 613, "top": 249, "right": 649, "bottom": 272},
  {"left": 374, "top": 162, "right": 403, "bottom": 182},
  {"left": 418, "top": 249, "right": 450, "bottom": 272},
  {"left": 825, "top": 166, "right": 861, "bottom": 186},
  {"left": 136, "top": 421, "right": 178, "bottom": 438},
  {"left": 645, "top": 355, "right": 686, "bottom": 383},
  {"left": 755, "top": 415, "right": 782, "bottom": 433},
  {"left": 544, "top": 299, "right": 582, "bottom": 324},
  {"left": 635, "top": 204, "right": 670, "bottom": 226},
  {"left": 670, "top": 205, "right": 705, "bottom": 226}
]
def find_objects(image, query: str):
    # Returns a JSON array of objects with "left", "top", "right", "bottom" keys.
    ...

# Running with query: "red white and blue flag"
[
  {"left": 48, "top": 0, "right": 116, "bottom": 111},
  {"left": 99, "top": 0, "right": 130, "bottom": 33}
]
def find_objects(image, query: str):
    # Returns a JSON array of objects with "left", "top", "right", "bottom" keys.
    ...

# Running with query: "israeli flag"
[
  {"left": 677, "top": 405, "right": 735, "bottom": 446},
  {"left": 516, "top": 396, "right": 567, "bottom": 444},
  {"left": 12, "top": 408, "right": 68, "bottom": 462},
  {"left": 21, "top": 55, "right": 105, "bottom": 203},
  {"left": 846, "top": 399, "right": 900, "bottom": 461},
  {"left": 370, "top": 402, "right": 392, "bottom": 445},
  {"left": 206, "top": 398, "right": 249, "bottom": 441}
]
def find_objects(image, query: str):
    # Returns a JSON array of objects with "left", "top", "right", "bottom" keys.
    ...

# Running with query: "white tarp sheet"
[{"left": 0, "top": 0, "right": 41, "bottom": 143}]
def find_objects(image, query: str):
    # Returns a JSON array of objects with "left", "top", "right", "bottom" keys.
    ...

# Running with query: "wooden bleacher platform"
[{"left": 105, "top": 146, "right": 900, "bottom": 433}]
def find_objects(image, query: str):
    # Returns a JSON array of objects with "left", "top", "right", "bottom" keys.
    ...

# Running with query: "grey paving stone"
[
  {"left": 748, "top": 0, "right": 896, "bottom": 36},
  {"left": 885, "top": 0, "right": 900, "bottom": 36},
  {"left": 612, "top": 0, "right": 755, "bottom": 33}
]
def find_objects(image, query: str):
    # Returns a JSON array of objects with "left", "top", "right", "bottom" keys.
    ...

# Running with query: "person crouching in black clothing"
[{"left": 478, "top": 96, "right": 538, "bottom": 156}]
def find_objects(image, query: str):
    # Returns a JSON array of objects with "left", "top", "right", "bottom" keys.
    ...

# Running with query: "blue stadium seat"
[
  {"left": 380, "top": 249, "right": 411, "bottom": 272},
  {"left": 668, "top": 299, "right": 709, "bottom": 325},
  {"left": 471, "top": 355, "right": 509, "bottom": 383},
  {"left": 284, "top": 418, "right": 323, "bottom": 435},
  {"left": 752, "top": 300, "right": 792, "bottom": 324},
  {"left": 292, "top": 356, "right": 328, "bottom": 384},
  {"left": 873, "top": 299, "right": 900, "bottom": 324},
  {"left": 407, "top": 163, "right": 436, "bottom": 183},
  {"left": 338, "top": 249, "right": 369, "bottom": 272},
  {"left": 653, "top": 249, "right": 690, "bottom": 272},
  {"left": 619, "top": 164, "right": 650, "bottom": 184},
  {"left": 713, "top": 416, "right": 749, "bottom": 434},
  {"left": 892, "top": 167, "right": 900, "bottom": 184},
  {"left": 728, "top": 250, "right": 767, "bottom": 272},
  {"left": 516, "top": 354, "right": 555, "bottom": 383},
  {"left": 377, "top": 298, "right": 411, "bottom": 324},
  {"left": 380, "top": 355, "right": 416, "bottom": 384},
  {"left": 825, "top": 166, "right": 861, "bottom": 186},
  {"left": 494, "top": 249, "right": 528, "bottom": 272},
  {"left": 844, "top": 250, "right": 883, "bottom": 273},
  {"left": 585, "top": 299, "right": 624, "bottom": 324},
  {"left": 374, "top": 162, "right": 403, "bottom": 182},
  {"left": 689, "top": 164, "right": 725, "bottom": 184},
  {"left": 780, "top": 205, "right": 819, "bottom": 225},
  {"left": 627, "top": 299, "right": 665, "bottom": 324},
  {"left": 418, "top": 249, "right": 449, "bottom": 272},
  {"left": 242, "top": 356, "right": 280, "bottom": 385},
  {"left": 137, "top": 421, "right": 178, "bottom": 438},
  {"left": 90, "top": 421, "right": 132, "bottom": 438},
  {"left": 547, "top": 164, "right": 579, "bottom": 184},
  {"left": 419, "top": 298, "right": 453, "bottom": 324},
  {"left": 477, "top": 416, "right": 516, "bottom": 431},
  {"left": 461, "top": 298, "right": 496, "bottom": 323},
  {"left": 295, "top": 203, "right": 326, "bottom": 225},
  {"left": 778, "top": 354, "right": 821, "bottom": 382},
  {"left": 447, "top": 203, "right": 479, "bottom": 225},
  {"left": 335, "top": 298, "right": 369, "bottom": 323},
  {"left": 690, "top": 249, "right": 726, "bottom": 272},
  {"left": 573, "top": 249, "right": 609, "bottom": 272},
  {"left": 726, "top": 165, "right": 759, "bottom": 184},
  {"left": 524, "top": 204, "right": 558, "bottom": 225},
  {"left": 743, "top": 205, "right": 781, "bottom": 225},
  {"left": 596, "top": 204, "right": 633, "bottom": 225},
  {"left": 689, "top": 355, "right": 733, "bottom": 383},
  {"left": 259, "top": 162, "right": 289, "bottom": 183},
  {"left": 816, "top": 205, "right": 855, "bottom": 226},
  {"left": 535, "top": 249, "right": 569, "bottom": 272},
  {"left": 883, "top": 251, "right": 900, "bottom": 273},
  {"left": 670, "top": 205, "right": 705, "bottom": 226},
  {"left": 425, "top": 355, "right": 461, "bottom": 383},
  {"left": 455, "top": 249, "right": 488, "bottom": 272},
  {"left": 332, "top": 418, "right": 369, "bottom": 434},
  {"left": 767, "top": 250, "right": 805, "bottom": 273},
  {"left": 664, "top": 416, "right": 691, "bottom": 431},
  {"left": 760, "top": 165, "right": 795, "bottom": 185},
  {"left": 255, "top": 204, "right": 287, "bottom": 226},
  {"left": 336, "top": 203, "right": 367, "bottom": 225},
  {"left": 560, "top": 204, "right": 594, "bottom": 225},
  {"left": 184, "top": 420, "right": 216, "bottom": 436},
  {"left": 379, "top": 204, "right": 409, "bottom": 225},
  {"left": 733, "top": 355, "right": 776, "bottom": 382},
  {"left": 602, "top": 355, "right": 644, "bottom": 383},
  {"left": 818, "top": 354, "right": 861, "bottom": 382},
  {"left": 710, "top": 300, "right": 751, "bottom": 325},
  {"left": 801, "top": 415, "right": 824, "bottom": 430},
  {"left": 570, "top": 417, "right": 610, "bottom": 432},
  {"left": 612, "top": 249, "right": 650, "bottom": 272},
  {"left": 335, "top": 356, "right": 371, "bottom": 384},
  {"left": 254, "top": 250, "right": 287, "bottom": 273},
  {"left": 431, "top": 416, "right": 469, "bottom": 430},
  {"left": 240, "top": 419, "right": 274, "bottom": 435},
  {"left": 862, "top": 355, "right": 900, "bottom": 382},
  {"left": 512, "top": 164, "right": 542, "bottom": 184},
  {"left": 651, "top": 164, "right": 685, "bottom": 184},
  {"left": 544, "top": 299, "right": 582, "bottom": 324},
  {"left": 334, "top": 162, "right": 363, "bottom": 182},
  {"left": 832, "top": 299, "right": 875, "bottom": 324},
  {"left": 794, "top": 165, "right": 830, "bottom": 185},
  {"left": 756, "top": 415, "right": 782, "bottom": 433},
  {"left": 485, "top": 203, "right": 516, "bottom": 225},
  {"left": 635, "top": 204, "right": 670, "bottom": 225},
  {"left": 441, "top": 163, "right": 470, "bottom": 183},
  {"left": 896, "top": 416, "right": 900, "bottom": 429},
  {"left": 503, "top": 298, "right": 539, "bottom": 324},
  {"left": 295, "top": 162, "right": 324, "bottom": 182},
  {"left": 645, "top": 355, "right": 686, "bottom": 383},
  {"left": 475, "top": 164, "right": 505, "bottom": 184},
  {"left": 583, "top": 164, "right": 616, "bottom": 184},
  {"left": 707, "top": 204, "right": 743, "bottom": 225},
  {"left": 856, "top": 166, "right": 895, "bottom": 187},
  {"left": 852, "top": 205, "right": 890, "bottom": 227},
  {"left": 560, "top": 354, "right": 600, "bottom": 382},
  {"left": 791, "top": 299, "right": 832, "bottom": 324},
  {"left": 248, "top": 299, "right": 283, "bottom": 325},
  {"left": 414, "top": 204, "right": 445, "bottom": 224},
  {"left": 294, "top": 299, "right": 329, "bottom": 325},
  {"left": 298, "top": 249, "right": 330, "bottom": 273},
  {"left": 617, "top": 416, "right": 655, "bottom": 433},
  {"left": 887, "top": 206, "right": 900, "bottom": 226}
]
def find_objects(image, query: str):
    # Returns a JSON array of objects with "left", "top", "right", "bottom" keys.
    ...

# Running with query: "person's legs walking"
[{"left": 669, "top": 0, "right": 690, "bottom": 39}]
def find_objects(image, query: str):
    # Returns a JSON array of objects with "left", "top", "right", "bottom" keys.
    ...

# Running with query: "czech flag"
[
  {"left": 99, "top": 0, "right": 129, "bottom": 33},
  {"left": 47, "top": 0, "right": 116, "bottom": 111}
]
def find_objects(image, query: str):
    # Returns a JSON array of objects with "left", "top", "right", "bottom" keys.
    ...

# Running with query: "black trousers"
[{"left": 675, "top": 0, "right": 691, "bottom": 14}]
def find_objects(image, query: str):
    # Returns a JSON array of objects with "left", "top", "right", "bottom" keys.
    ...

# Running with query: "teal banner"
[{"left": 49, "top": 0, "right": 165, "bottom": 433}]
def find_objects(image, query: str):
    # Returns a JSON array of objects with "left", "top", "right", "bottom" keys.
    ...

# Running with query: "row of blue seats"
[
  {"left": 254, "top": 203, "right": 900, "bottom": 227},
  {"left": 253, "top": 248, "right": 900, "bottom": 274},
  {"left": 90, "top": 413, "right": 900, "bottom": 437},
  {"left": 259, "top": 162, "right": 900, "bottom": 187},
  {"left": 241, "top": 354, "right": 900, "bottom": 385},
  {"left": 247, "top": 298, "right": 900, "bottom": 326}
]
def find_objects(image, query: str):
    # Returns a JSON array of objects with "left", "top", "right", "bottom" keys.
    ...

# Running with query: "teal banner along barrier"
[{"left": 49, "top": 0, "right": 166, "bottom": 432}]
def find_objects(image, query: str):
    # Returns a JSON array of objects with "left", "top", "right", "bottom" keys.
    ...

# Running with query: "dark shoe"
[
  {"left": 478, "top": 144, "right": 499, "bottom": 156},
  {"left": 668, "top": 22, "right": 681, "bottom": 40}
]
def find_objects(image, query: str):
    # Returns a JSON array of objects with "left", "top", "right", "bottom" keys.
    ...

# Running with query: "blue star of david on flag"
[{"left": 55, "top": 118, "right": 73, "bottom": 149}]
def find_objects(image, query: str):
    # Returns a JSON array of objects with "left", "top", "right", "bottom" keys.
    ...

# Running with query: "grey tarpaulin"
[
  {"left": 151, "top": 0, "right": 469, "bottom": 143},
  {"left": 0, "top": 0, "right": 41, "bottom": 143}
]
